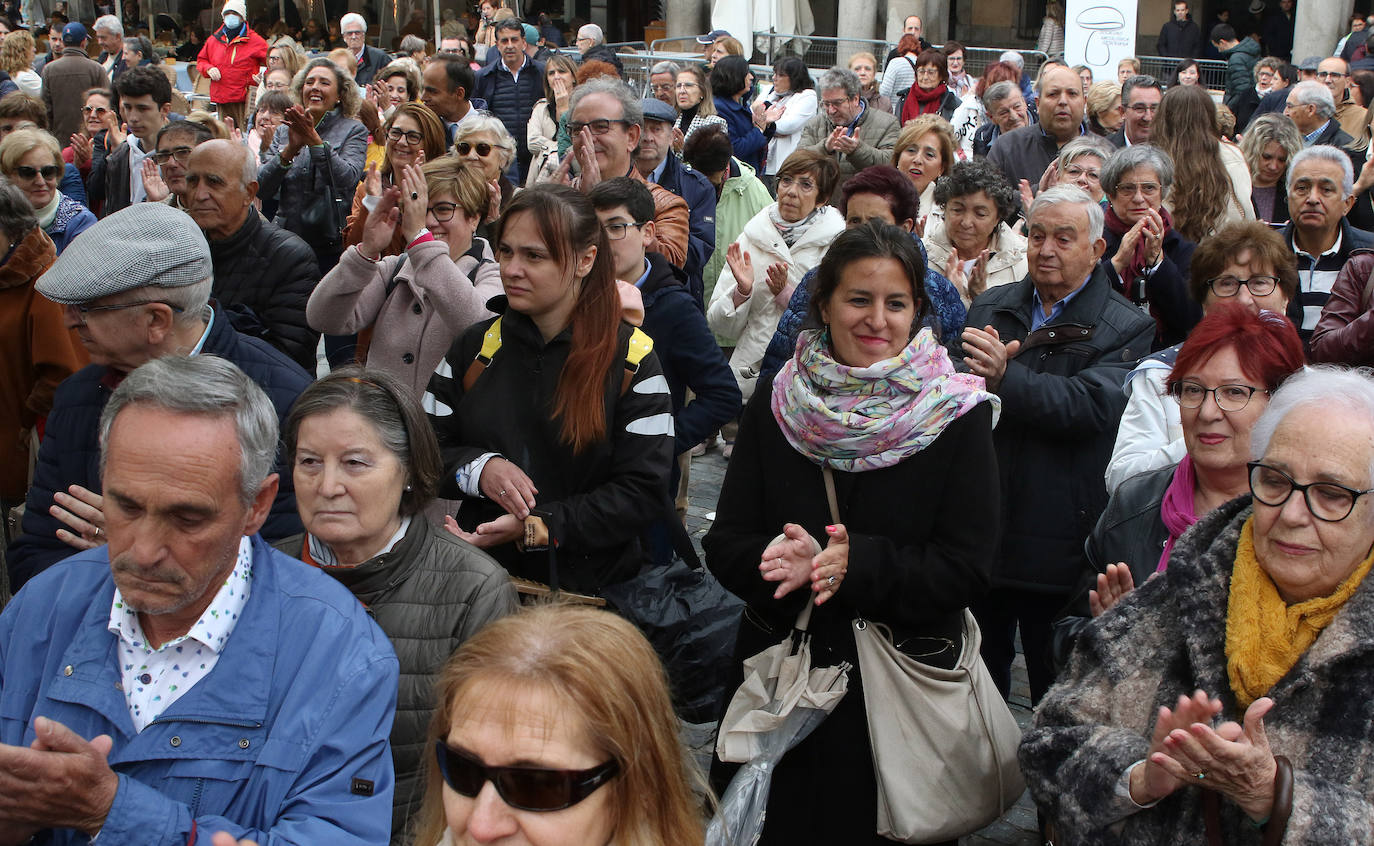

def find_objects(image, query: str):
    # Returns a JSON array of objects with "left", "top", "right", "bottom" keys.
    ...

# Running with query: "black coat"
[
  {"left": 6, "top": 305, "right": 311, "bottom": 591},
  {"left": 651, "top": 153, "right": 716, "bottom": 307},
  {"left": 1156, "top": 18, "right": 1203, "bottom": 58},
  {"left": 705, "top": 376, "right": 999, "bottom": 844},
  {"left": 208, "top": 210, "right": 322, "bottom": 371},
  {"left": 425, "top": 302, "right": 674, "bottom": 595},
  {"left": 1101, "top": 222, "right": 1199, "bottom": 349},
  {"left": 962, "top": 265, "right": 1156, "bottom": 595},
  {"left": 354, "top": 45, "right": 393, "bottom": 85}
]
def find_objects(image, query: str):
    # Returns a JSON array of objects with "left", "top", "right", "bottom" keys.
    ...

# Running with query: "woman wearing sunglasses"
[
  {"left": 345, "top": 101, "right": 448, "bottom": 259},
  {"left": 455, "top": 113, "right": 518, "bottom": 230},
  {"left": 62, "top": 88, "right": 114, "bottom": 183},
  {"left": 310, "top": 157, "right": 501, "bottom": 396},
  {"left": 0, "top": 128, "right": 95, "bottom": 255},
  {"left": 411, "top": 604, "right": 704, "bottom": 846}
]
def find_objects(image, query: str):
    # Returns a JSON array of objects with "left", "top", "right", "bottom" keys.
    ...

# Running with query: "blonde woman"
[
  {"left": 1, "top": 30, "right": 40, "bottom": 98},
  {"left": 848, "top": 51, "right": 890, "bottom": 113}
]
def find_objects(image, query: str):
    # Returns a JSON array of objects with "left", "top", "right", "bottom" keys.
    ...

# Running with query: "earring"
[{"left": 404, "top": 484, "right": 413, "bottom": 492}]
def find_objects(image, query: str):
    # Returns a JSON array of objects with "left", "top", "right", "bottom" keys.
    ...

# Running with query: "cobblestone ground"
[{"left": 686, "top": 448, "right": 1041, "bottom": 846}]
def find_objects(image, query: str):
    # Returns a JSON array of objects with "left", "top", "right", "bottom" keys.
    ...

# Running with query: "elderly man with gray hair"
[
  {"left": 962, "top": 184, "right": 1155, "bottom": 705},
  {"left": 0, "top": 353, "right": 399, "bottom": 846},
  {"left": 92, "top": 13, "right": 125, "bottom": 78},
  {"left": 1284, "top": 80, "right": 1355, "bottom": 149},
  {"left": 5, "top": 202, "right": 311, "bottom": 593},
  {"left": 185, "top": 139, "right": 321, "bottom": 371},
  {"left": 649, "top": 59, "right": 682, "bottom": 105},
  {"left": 1280, "top": 144, "right": 1374, "bottom": 339},
  {"left": 797, "top": 66, "right": 900, "bottom": 203},
  {"left": 340, "top": 12, "right": 391, "bottom": 85}
]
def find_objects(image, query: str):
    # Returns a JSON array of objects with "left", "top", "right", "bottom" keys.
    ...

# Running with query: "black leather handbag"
[{"left": 296, "top": 143, "right": 347, "bottom": 250}]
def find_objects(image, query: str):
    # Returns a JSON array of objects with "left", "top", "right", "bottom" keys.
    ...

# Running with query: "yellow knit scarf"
[{"left": 1226, "top": 517, "right": 1374, "bottom": 708}]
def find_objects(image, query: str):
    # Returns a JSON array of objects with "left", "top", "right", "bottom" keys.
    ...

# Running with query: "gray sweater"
[{"left": 257, "top": 109, "right": 369, "bottom": 246}]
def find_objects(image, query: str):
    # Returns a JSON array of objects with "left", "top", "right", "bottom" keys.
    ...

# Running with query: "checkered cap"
[{"left": 36, "top": 202, "right": 213, "bottom": 305}]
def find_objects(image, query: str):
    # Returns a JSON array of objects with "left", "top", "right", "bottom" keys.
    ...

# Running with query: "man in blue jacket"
[
  {"left": 635, "top": 97, "right": 716, "bottom": 308},
  {"left": 0, "top": 354, "right": 399, "bottom": 845},
  {"left": 472, "top": 19, "right": 544, "bottom": 183},
  {"left": 6, "top": 202, "right": 311, "bottom": 592}
]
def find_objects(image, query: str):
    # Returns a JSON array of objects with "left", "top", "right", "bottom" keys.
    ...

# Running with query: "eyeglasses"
[
  {"left": 427, "top": 202, "right": 459, "bottom": 221},
  {"left": 71, "top": 299, "right": 187, "bottom": 316},
  {"left": 1113, "top": 181, "right": 1161, "bottom": 198},
  {"left": 456, "top": 141, "right": 495, "bottom": 157},
  {"left": 777, "top": 174, "right": 817, "bottom": 192},
  {"left": 433, "top": 741, "right": 619, "bottom": 812},
  {"left": 602, "top": 221, "right": 644, "bottom": 240},
  {"left": 1206, "top": 274, "right": 1279, "bottom": 297},
  {"left": 1063, "top": 164, "right": 1100, "bottom": 181},
  {"left": 567, "top": 118, "right": 632, "bottom": 135},
  {"left": 13, "top": 164, "right": 60, "bottom": 180},
  {"left": 342, "top": 29, "right": 365, "bottom": 37},
  {"left": 152, "top": 146, "right": 193, "bottom": 165},
  {"left": 1317, "top": 70, "right": 1349, "bottom": 79},
  {"left": 1169, "top": 379, "right": 1267, "bottom": 412},
  {"left": 82, "top": 105, "right": 109, "bottom": 115},
  {"left": 386, "top": 127, "right": 424, "bottom": 145},
  {"left": 1248, "top": 461, "right": 1374, "bottom": 522},
  {"left": 651, "top": 82, "right": 675, "bottom": 93},
  {"left": 821, "top": 97, "right": 853, "bottom": 109},
  {"left": 675, "top": 81, "right": 699, "bottom": 90}
]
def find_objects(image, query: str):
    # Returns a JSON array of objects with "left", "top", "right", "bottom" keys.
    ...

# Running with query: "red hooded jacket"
[{"left": 196, "top": 25, "right": 269, "bottom": 104}]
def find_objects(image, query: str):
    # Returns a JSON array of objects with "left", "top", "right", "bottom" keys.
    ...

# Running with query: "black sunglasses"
[
  {"left": 14, "top": 164, "right": 60, "bottom": 180},
  {"left": 433, "top": 740, "right": 619, "bottom": 812},
  {"left": 456, "top": 141, "right": 495, "bottom": 157}
]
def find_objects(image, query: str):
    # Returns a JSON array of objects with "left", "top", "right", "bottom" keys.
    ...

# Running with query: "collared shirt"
[
  {"left": 632, "top": 256, "right": 651, "bottom": 288},
  {"left": 189, "top": 305, "right": 214, "bottom": 355},
  {"left": 1030, "top": 276, "right": 1088, "bottom": 331},
  {"left": 499, "top": 53, "right": 530, "bottom": 83},
  {"left": 647, "top": 153, "right": 669, "bottom": 185},
  {"left": 108, "top": 535, "right": 253, "bottom": 732},
  {"left": 128, "top": 136, "right": 152, "bottom": 204},
  {"left": 1303, "top": 119, "right": 1332, "bottom": 146},
  {"left": 1291, "top": 226, "right": 1345, "bottom": 331}
]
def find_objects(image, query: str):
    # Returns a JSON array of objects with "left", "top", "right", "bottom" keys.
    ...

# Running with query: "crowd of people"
[{"left": 7, "top": 1, "right": 1374, "bottom": 845}]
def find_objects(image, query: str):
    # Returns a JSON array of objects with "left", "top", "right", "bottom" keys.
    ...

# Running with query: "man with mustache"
[
  {"left": 5, "top": 202, "right": 310, "bottom": 592},
  {"left": 0, "top": 354, "right": 398, "bottom": 845}
]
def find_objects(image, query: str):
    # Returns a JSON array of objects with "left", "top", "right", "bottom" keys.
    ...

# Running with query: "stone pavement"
[{"left": 685, "top": 447, "right": 1042, "bottom": 846}]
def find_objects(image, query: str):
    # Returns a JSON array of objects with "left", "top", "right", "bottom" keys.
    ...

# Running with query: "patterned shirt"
[{"left": 107, "top": 536, "right": 253, "bottom": 732}]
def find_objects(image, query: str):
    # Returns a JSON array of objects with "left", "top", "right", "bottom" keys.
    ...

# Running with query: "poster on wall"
[{"left": 1064, "top": 0, "right": 1138, "bottom": 76}]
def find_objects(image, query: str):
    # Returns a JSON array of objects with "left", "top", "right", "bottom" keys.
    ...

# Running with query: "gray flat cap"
[
  {"left": 641, "top": 96, "right": 677, "bottom": 123},
  {"left": 36, "top": 202, "right": 213, "bottom": 304}
]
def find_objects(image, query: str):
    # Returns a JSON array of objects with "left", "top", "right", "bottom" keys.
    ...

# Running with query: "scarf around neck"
[
  {"left": 1225, "top": 516, "right": 1374, "bottom": 708},
  {"left": 771, "top": 327, "right": 1000, "bottom": 471},
  {"left": 768, "top": 204, "right": 821, "bottom": 247},
  {"left": 909, "top": 82, "right": 948, "bottom": 113},
  {"left": 1157, "top": 456, "right": 1198, "bottom": 572},
  {"left": 1104, "top": 203, "right": 1173, "bottom": 301}
]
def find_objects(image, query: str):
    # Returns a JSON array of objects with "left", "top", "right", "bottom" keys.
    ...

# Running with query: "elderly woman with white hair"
[
  {"left": 453, "top": 111, "right": 518, "bottom": 225},
  {"left": 1025, "top": 365, "right": 1374, "bottom": 845}
]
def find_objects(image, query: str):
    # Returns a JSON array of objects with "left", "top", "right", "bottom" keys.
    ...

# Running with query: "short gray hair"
[
  {"left": 1100, "top": 143, "right": 1175, "bottom": 201},
  {"left": 567, "top": 77, "right": 644, "bottom": 127},
  {"left": 1287, "top": 145, "right": 1355, "bottom": 198},
  {"left": 1251, "top": 365, "right": 1374, "bottom": 491},
  {"left": 999, "top": 50, "right": 1024, "bottom": 70},
  {"left": 160, "top": 276, "right": 214, "bottom": 326},
  {"left": 94, "top": 14, "right": 123, "bottom": 36},
  {"left": 1029, "top": 184, "right": 1104, "bottom": 241},
  {"left": 455, "top": 111, "right": 518, "bottom": 168},
  {"left": 650, "top": 60, "right": 681, "bottom": 77},
  {"left": 1289, "top": 80, "right": 1336, "bottom": 119},
  {"left": 1056, "top": 135, "right": 1114, "bottom": 169},
  {"left": 983, "top": 80, "right": 1020, "bottom": 108},
  {"left": 817, "top": 67, "right": 861, "bottom": 99},
  {"left": 99, "top": 355, "right": 279, "bottom": 506},
  {"left": 399, "top": 34, "right": 426, "bottom": 55}
]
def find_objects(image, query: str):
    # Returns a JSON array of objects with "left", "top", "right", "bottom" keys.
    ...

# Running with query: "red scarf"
[
  {"left": 1103, "top": 203, "right": 1173, "bottom": 300},
  {"left": 901, "top": 83, "right": 948, "bottom": 123},
  {"left": 1157, "top": 455, "right": 1199, "bottom": 573}
]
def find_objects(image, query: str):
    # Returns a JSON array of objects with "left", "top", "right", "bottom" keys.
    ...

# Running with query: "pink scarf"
[{"left": 1157, "top": 456, "right": 1199, "bottom": 572}]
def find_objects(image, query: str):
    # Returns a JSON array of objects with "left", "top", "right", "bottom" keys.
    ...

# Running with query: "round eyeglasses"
[
  {"left": 1168, "top": 380, "right": 1268, "bottom": 412},
  {"left": 1248, "top": 462, "right": 1374, "bottom": 522},
  {"left": 1206, "top": 275, "right": 1279, "bottom": 298}
]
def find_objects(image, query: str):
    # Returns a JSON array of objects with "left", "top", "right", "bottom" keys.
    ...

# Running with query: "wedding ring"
[
  {"left": 1193, "top": 771, "right": 1206, "bottom": 780},
  {"left": 827, "top": 575, "right": 837, "bottom": 586},
  {"left": 499, "top": 489, "right": 507, "bottom": 496},
  {"left": 411, "top": 191, "right": 419, "bottom": 200},
  {"left": 93, "top": 526, "right": 103, "bottom": 539}
]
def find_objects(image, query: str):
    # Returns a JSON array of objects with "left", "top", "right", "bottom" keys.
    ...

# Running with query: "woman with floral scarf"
[{"left": 705, "top": 221, "right": 1001, "bottom": 845}]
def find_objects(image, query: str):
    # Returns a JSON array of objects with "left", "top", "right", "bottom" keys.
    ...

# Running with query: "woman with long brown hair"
[
  {"left": 424, "top": 185, "right": 674, "bottom": 597},
  {"left": 1150, "top": 83, "right": 1255, "bottom": 243}
]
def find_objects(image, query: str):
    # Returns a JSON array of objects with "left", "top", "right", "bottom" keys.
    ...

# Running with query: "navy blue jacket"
[
  {"left": 473, "top": 56, "right": 545, "bottom": 163},
  {"left": 650, "top": 153, "right": 716, "bottom": 308},
  {"left": 354, "top": 45, "right": 393, "bottom": 86},
  {"left": 639, "top": 251, "right": 741, "bottom": 455},
  {"left": 6, "top": 305, "right": 311, "bottom": 591},
  {"left": 714, "top": 95, "right": 767, "bottom": 173}
]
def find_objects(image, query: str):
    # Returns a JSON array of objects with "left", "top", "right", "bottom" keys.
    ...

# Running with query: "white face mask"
[{"left": 223, "top": 13, "right": 242, "bottom": 29}]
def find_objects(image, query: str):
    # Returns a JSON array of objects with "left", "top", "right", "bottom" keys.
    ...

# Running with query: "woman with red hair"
[{"left": 1084, "top": 303, "right": 1305, "bottom": 615}]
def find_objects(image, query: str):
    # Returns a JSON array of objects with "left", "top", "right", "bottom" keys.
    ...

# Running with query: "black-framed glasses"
[
  {"left": 1248, "top": 461, "right": 1374, "bottom": 522},
  {"left": 152, "top": 146, "right": 193, "bottom": 166},
  {"left": 13, "top": 164, "right": 60, "bottom": 180},
  {"left": 456, "top": 141, "right": 495, "bottom": 157},
  {"left": 386, "top": 127, "right": 424, "bottom": 145},
  {"left": 1168, "top": 379, "right": 1267, "bottom": 412},
  {"left": 602, "top": 221, "right": 644, "bottom": 240},
  {"left": 1317, "top": 70, "right": 1349, "bottom": 79},
  {"left": 433, "top": 741, "right": 619, "bottom": 812},
  {"left": 427, "top": 202, "right": 459, "bottom": 221},
  {"left": 1206, "top": 275, "right": 1279, "bottom": 298},
  {"left": 72, "top": 300, "right": 187, "bottom": 316},
  {"left": 567, "top": 118, "right": 632, "bottom": 136}
]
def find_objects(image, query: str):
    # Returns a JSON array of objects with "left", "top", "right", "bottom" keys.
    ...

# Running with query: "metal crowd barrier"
[
  {"left": 961, "top": 47, "right": 1051, "bottom": 79},
  {"left": 1137, "top": 55, "right": 1228, "bottom": 90},
  {"left": 753, "top": 32, "right": 891, "bottom": 71}
]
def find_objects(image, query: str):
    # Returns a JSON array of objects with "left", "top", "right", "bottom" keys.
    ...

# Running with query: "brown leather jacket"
[{"left": 1311, "top": 248, "right": 1374, "bottom": 366}]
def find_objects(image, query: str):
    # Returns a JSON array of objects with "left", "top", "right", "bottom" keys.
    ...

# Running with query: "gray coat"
[
  {"left": 257, "top": 109, "right": 369, "bottom": 248},
  {"left": 275, "top": 516, "right": 517, "bottom": 845},
  {"left": 1023, "top": 497, "right": 1374, "bottom": 844}
]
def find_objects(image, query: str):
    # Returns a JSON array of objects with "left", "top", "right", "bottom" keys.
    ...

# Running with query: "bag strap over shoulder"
[
  {"left": 822, "top": 465, "right": 841, "bottom": 525},
  {"left": 462, "top": 316, "right": 504, "bottom": 391},
  {"left": 463, "top": 318, "right": 655, "bottom": 396}
]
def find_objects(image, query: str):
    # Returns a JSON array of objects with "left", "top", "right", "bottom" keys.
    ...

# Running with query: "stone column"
[
  {"left": 836, "top": 0, "right": 879, "bottom": 68},
  {"left": 665, "top": 0, "right": 705, "bottom": 40},
  {"left": 884, "top": 0, "right": 919, "bottom": 47},
  {"left": 1293, "top": 0, "right": 1353, "bottom": 64}
]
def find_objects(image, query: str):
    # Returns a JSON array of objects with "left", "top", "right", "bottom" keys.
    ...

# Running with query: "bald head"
[
  {"left": 1037, "top": 65, "right": 1087, "bottom": 143},
  {"left": 186, "top": 140, "right": 258, "bottom": 241}
]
